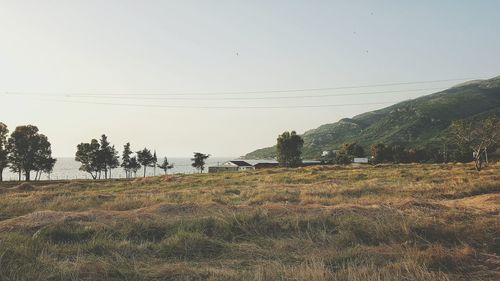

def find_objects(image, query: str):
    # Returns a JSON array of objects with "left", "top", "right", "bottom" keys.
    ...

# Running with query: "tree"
[
  {"left": 75, "top": 139, "right": 101, "bottom": 179},
  {"left": 6, "top": 125, "right": 55, "bottom": 181},
  {"left": 32, "top": 134, "right": 57, "bottom": 181},
  {"left": 153, "top": 150, "right": 158, "bottom": 176},
  {"left": 320, "top": 150, "right": 337, "bottom": 164},
  {"left": 449, "top": 116, "right": 500, "bottom": 171},
  {"left": 35, "top": 155, "right": 56, "bottom": 181},
  {"left": 407, "top": 148, "right": 430, "bottom": 163},
  {"left": 191, "top": 152, "right": 210, "bottom": 173},
  {"left": 158, "top": 157, "right": 174, "bottom": 175},
  {"left": 0, "top": 123, "right": 8, "bottom": 182},
  {"left": 339, "top": 143, "right": 364, "bottom": 158},
  {"left": 391, "top": 145, "right": 407, "bottom": 163},
  {"left": 129, "top": 156, "right": 141, "bottom": 177},
  {"left": 371, "top": 143, "right": 388, "bottom": 164},
  {"left": 121, "top": 142, "right": 133, "bottom": 178},
  {"left": 108, "top": 145, "right": 120, "bottom": 178},
  {"left": 137, "top": 148, "right": 155, "bottom": 177},
  {"left": 98, "top": 135, "right": 119, "bottom": 179},
  {"left": 335, "top": 153, "right": 352, "bottom": 165},
  {"left": 276, "top": 131, "right": 304, "bottom": 167}
]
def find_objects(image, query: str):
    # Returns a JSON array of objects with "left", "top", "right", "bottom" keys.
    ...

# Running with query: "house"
[
  {"left": 225, "top": 161, "right": 255, "bottom": 171},
  {"left": 208, "top": 160, "right": 255, "bottom": 173},
  {"left": 207, "top": 165, "right": 238, "bottom": 173}
]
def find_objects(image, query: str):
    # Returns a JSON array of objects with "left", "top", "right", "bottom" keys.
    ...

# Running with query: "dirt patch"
[
  {"left": 444, "top": 194, "right": 500, "bottom": 214},
  {"left": 11, "top": 182, "right": 35, "bottom": 191},
  {"left": 0, "top": 210, "right": 143, "bottom": 232},
  {"left": 397, "top": 199, "right": 448, "bottom": 211}
]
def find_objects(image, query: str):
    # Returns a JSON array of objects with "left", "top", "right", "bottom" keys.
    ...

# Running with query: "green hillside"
[{"left": 244, "top": 76, "right": 500, "bottom": 159}]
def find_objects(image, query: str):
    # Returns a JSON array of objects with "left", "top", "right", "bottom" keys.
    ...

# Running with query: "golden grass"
[{"left": 0, "top": 163, "right": 499, "bottom": 280}]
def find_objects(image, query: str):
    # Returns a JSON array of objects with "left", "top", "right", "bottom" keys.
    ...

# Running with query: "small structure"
[
  {"left": 302, "top": 160, "right": 322, "bottom": 166},
  {"left": 353, "top": 158, "right": 369, "bottom": 164},
  {"left": 208, "top": 160, "right": 255, "bottom": 173},
  {"left": 253, "top": 162, "right": 279, "bottom": 169}
]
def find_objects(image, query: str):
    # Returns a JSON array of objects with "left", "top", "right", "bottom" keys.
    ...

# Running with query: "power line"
[
  {"left": 4, "top": 87, "right": 443, "bottom": 100},
  {"left": 1, "top": 77, "right": 475, "bottom": 97},
  {"left": 37, "top": 98, "right": 403, "bottom": 109}
]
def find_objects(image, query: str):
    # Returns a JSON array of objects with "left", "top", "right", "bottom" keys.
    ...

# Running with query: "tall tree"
[
  {"left": 75, "top": 139, "right": 101, "bottom": 179},
  {"left": 191, "top": 152, "right": 210, "bottom": 173},
  {"left": 121, "top": 142, "right": 132, "bottom": 178},
  {"left": 99, "top": 134, "right": 111, "bottom": 179},
  {"left": 158, "top": 157, "right": 174, "bottom": 175},
  {"left": 129, "top": 156, "right": 141, "bottom": 177},
  {"left": 153, "top": 150, "right": 158, "bottom": 176},
  {"left": 32, "top": 134, "right": 57, "bottom": 181},
  {"left": 108, "top": 145, "right": 120, "bottom": 179},
  {"left": 0, "top": 123, "right": 8, "bottom": 182},
  {"left": 449, "top": 116, "right": 499, "bottom": 171},
  {"left": 137, "top": 148, "right": 154, "bottom": 177},
  {"left": 371, "top": 143, "right": 388, "bottom": 164},
  {"left": 6, "top": 125, "right": 55, "bottom": 181},
  {"left": 276, "top": 131, "right": 304, "bottom": 167}
]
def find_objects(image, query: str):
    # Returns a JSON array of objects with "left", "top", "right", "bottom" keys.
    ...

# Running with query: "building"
[
  {"left": 253, "top": 162, "right": 279, "bottom": 169},
  {"left": 302, "top": 160, "right": 322, "bottom": 166},
  {"left": 208, "top": 160, "right": 255, "bottom": 173},
  {"left": 353, "top": 158, "right": 369, "bottom": 164}
]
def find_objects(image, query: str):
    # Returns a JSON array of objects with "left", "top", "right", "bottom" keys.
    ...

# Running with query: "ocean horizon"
[{"left": 1, "top": 157, "right": 236, "bottom": 181}]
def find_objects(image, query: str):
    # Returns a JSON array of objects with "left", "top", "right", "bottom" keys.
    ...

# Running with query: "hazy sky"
[{"left": 1, "top": 1, "right": 499, "bottom": 157}]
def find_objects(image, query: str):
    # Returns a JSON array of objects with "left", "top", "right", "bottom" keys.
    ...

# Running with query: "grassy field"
[{"left": 0, "top": 163, "right": 499, "bottom": 281}]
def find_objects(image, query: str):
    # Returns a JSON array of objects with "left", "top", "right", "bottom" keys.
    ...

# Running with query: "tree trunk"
[
  {"left": 0, "top": 168, "right": 3, "bottom": 182},
  {"left": 475, "top": 157, "right": 482, "bottom": 171},
  {"left": 25, "top": 170, "right": 31, "bottom": 181},
  {"left": 18, "top": 171, "right": 21, "bottom": 181},
  {"left": 143, "top": 166, "right": 147, "bottom": 177}
]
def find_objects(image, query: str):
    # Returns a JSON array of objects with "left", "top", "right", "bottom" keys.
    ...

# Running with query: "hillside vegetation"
[
  {"left": 0, "top": 163, "right": 499, "bottom": 280},
  {"left": 245, "top": 76, "right": 500, "bottom": 159}
]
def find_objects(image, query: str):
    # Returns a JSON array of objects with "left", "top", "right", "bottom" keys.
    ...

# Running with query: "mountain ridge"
[{"left": 243, "top": 76, "right": 500, "bottom": 159}]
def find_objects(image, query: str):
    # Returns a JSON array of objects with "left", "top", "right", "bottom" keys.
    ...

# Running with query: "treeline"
[
  {"left": 75, "top": 134, "right": 211, "bottom": 179},
  {"left": 320, "top": 116, "right": 499, "bottom": 170},
  {"left": 0, "top": 123, "right": 56, "bottom": 182},
  {"left": 278, "top": 116, "right": 499, "bottom": 171},
  {"left": 0, "top": 122, "right": 212, "bottom": 182},
  {"left": 75, "top": 135, "right": 173, "bottom": 179},
  {"left": 321, "top": 143, "right": 467, "bottom": 165}
]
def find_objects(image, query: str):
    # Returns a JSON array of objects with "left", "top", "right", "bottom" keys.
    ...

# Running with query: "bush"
[{"left": 33, "top": 222, "right": 95, "bottom": 244}]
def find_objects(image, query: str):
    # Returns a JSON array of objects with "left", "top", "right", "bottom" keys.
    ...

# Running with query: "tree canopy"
[
  {"left": 75, "top": 134, "right": 118, "bottom": 179},
  {"left": 137, "top": 148, "right": 155, "bottom": 177},
  {"left": 449, "top": 116, "right": 499, "bottom": 171},
  {"left": 6, "top": 125, "right": 56, "bottom": 181},
  {"left": 191, "top": 152, "right": 210, "bottom": 173},
  {"left": 158, "top": 157, "right": 174, "bottom": 175},
  {"left": 276, "top": 131, "right": 304, "bottom": 167}
]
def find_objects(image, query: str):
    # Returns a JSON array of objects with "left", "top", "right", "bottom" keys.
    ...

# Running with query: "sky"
[{"left": 0, "top": 0, "right": 499, "bottom": 157}]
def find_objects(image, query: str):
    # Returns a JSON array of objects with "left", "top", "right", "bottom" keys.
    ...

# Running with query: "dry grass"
[{"left": 0, "top": 163, "right": 499, "bottom": 280}]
